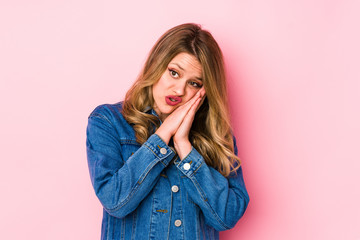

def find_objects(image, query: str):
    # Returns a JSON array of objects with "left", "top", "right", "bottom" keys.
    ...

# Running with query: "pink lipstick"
[{"left": 165, "top": 95, "right": 182, "bottom": 106}]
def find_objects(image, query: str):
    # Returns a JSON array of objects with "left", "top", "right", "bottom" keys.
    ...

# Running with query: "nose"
[{"left": 172, "top": 81, "right": 186, "bottom": 96}]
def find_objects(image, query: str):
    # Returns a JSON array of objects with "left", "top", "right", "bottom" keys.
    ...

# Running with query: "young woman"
[{"left": 86, "top": 23, "right": 249, "bottom": 240}]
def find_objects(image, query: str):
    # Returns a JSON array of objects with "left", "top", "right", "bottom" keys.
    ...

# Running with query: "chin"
[
  {"left": 161, "top": 107, "right": 174, "bottom": 115},
  {"left": 158, "top": 105, "right": 175, "bottom": 115}
]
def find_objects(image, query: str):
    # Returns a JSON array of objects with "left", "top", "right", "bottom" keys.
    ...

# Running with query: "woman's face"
[{"left": 152, "top": 52, "right": 203, "bottom": 121}]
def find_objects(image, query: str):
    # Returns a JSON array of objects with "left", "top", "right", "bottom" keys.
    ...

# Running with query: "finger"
[
  {"left": 167, "top": 96, "right": 200, "bottom": 127},
  {"left": 181, "top": 88, "right": 204, "bottom": 114},
  {"left": 199, "top": 87, "right": 206, "bottom": 97},
  {"left": 171, "top": 88, "right": 203, "bottom": 120},
  {"left": 173, "top": 97, "right": 202, "bottom": 140},
  {"left": 187, "top": 97, "right": 201, "bottom": 120},
  {"left": 176, "top": 98, "right": 201, "bottom": 134},
  {"left": 196, "top": 95, "right": 206, "bottom": 112},
  {"left": 177, "top": 90, "right": 202, "bottom": 112},
  {"left": 188, "top": 89, "right": 202, "bottom": 104}
]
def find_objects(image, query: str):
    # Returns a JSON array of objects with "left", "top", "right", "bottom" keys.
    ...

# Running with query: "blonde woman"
[{"left": 86, "top": 23, "right": 249, "bottom": 240}]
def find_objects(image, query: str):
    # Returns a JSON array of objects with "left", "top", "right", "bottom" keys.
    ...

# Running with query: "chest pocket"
[{"left": 119, "top": 139, "right": 141, "bottom": 162}]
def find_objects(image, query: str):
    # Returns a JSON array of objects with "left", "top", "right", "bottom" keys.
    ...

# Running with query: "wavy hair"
[{"left": 122, "top": 23, "right": 241, "bottom": 177}]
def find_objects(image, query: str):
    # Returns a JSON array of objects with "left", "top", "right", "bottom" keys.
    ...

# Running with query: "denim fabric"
[{"left": 86, "top": 102, "right": 249, "bottom": 240}]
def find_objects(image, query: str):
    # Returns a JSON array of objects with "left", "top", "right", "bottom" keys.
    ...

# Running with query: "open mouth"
[{"left": 165, "top": 96, "right": 182, "bottom": 106}]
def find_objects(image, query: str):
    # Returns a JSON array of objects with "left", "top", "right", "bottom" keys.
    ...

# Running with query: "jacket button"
[
  {"left": 174, "top": 219, "right": 182, "bottom": 227},
  {"left": 171, "top": 185, "right": 179, "bottom": 193},
  {"left": 183, "top": 163, "right": 190, "bottom": 170},
  {"left": 160, "top": 148, "right": 167, "bottom": 155}
]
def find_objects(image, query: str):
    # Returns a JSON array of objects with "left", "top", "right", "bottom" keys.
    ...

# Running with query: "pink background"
[{"left": 0, "top": 1, "right": 359, "bottom": 239}]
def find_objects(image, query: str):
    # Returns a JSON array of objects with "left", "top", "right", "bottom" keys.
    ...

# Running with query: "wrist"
[
  {"left": 174, "top": 140, "right": 192, "bottom": 160},
  {"left": 155, "top": 127, "right": 171, "bottom": 145}
]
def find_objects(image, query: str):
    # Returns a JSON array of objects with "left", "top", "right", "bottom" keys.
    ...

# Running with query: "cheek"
[
  {"left": 156, "top": 76, "right": 170, "bottom": 90},
  {"left": 184, "top": 88, "right": 199, "bottom": 102}
]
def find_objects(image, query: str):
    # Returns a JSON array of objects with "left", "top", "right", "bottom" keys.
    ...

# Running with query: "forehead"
[{"left": 169, "top": 52, "right": 202, "bottom": 75}]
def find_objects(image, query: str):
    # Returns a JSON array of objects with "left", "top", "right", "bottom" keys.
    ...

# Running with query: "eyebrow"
[{"left": 170, "top": 63, "right": 203, "bottom": 81}]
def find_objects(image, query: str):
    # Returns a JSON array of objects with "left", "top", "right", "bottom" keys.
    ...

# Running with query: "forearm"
[
  {"left": 87, "top": 112, "right": 176, "bottom": 218},
  {"left": 175, "top": 147, "right": 249, "bottom": 230},
  {"left": 89, "top": 134, "right": 176, "bottom": 218}
]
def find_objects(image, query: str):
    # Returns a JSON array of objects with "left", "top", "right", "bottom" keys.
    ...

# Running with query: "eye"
[
  {"left": 169, "top": 69, "right": 179, "bottom": 78},
  {"left": 189, "top": 81, "right": 202, "bottom": 88}
]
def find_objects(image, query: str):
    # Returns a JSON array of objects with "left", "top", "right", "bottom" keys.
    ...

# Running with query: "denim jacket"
[{"left": 86, "top": 102, "right": 249, "bottom": 240}]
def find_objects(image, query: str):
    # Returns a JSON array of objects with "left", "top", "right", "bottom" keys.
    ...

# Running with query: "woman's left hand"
[{"left": 173, "top": 87, "right": 206, "bottom": 159}]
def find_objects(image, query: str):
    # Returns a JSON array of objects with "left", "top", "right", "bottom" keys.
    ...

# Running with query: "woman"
[{"left": 86, "top": 23, "right": 249, "bottom": 240}]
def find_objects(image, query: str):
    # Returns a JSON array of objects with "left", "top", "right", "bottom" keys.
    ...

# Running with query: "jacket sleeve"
[
  {"left": 86, "top": 107, "right": 176, "bottom": 218},
  {"left": 175, "top": 136, "right": 249, "bottom": 231}
]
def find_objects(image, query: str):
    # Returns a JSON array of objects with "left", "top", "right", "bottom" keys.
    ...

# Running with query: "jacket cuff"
[
  {"left": 144, "top": 134, "right": 176, "bottom": 166},
  {"left": 175, "top": 147, "right": 204, "bottom": 177}
]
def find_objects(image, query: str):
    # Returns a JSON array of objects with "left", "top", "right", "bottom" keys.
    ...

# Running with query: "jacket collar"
[{"left": 145, "top": 106, "right": 162, "bottom": 124}]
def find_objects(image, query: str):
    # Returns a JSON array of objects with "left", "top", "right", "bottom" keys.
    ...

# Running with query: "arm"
[
  {"left": 86, "top": 107, "right": 176, "bottom": 218},
  {"left": 169, "top": 89, "right": 249, "bottom": 230},
  {"left": 175, "top": 137, "right": 250, "bottom": 231}
]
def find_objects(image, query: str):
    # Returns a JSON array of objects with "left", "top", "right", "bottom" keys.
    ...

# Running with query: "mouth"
[{"left": 165, "top": 95, "right": 182, "bottom": 106}]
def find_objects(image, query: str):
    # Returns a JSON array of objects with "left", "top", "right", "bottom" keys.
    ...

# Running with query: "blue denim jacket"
[{"left": 86, "top": 102, "right": 249, "bottom": 240}]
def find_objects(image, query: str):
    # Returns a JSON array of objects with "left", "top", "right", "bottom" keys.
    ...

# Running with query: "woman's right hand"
[{"left": 155, "top": 89, "right": 203, "bottom": 144}]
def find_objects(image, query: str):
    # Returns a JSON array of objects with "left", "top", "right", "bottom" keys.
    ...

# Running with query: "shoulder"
[
  {"left": 88, "top": 101, "right": 124, "bottom": 119},
  {"left": 88, "top": 101, "right": 137, "bottom": 140}
]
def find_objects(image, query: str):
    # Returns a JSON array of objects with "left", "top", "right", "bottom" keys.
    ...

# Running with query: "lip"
[{"left": 165, "top": 95, "right": 182, "bottom": 106}]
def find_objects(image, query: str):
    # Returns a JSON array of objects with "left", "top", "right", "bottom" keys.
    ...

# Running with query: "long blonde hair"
[{"left": 122, "top": 23, "right": 240, "bottom": 177}]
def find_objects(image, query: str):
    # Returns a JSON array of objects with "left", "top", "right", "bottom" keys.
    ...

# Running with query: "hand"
[
  {"left": 155, "top": 88, "right": 205, "bottom": 145},
  {"left": 173, "top": 88, "right": 206, "bottom": 159}
]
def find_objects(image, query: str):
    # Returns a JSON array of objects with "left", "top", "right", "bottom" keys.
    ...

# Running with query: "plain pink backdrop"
[{"left": 0, "top": 1, "right": 359, "bottom": 239}]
